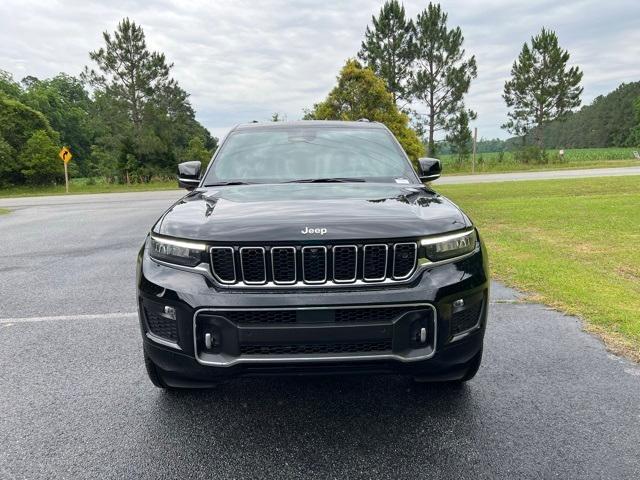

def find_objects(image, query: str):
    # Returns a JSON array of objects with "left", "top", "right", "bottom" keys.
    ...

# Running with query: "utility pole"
[{"left": 472, "top": 127, "right": 478, "bottom": 174}]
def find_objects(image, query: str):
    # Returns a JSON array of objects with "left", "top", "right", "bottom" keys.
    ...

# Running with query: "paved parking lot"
[{"left": 0, "top": 191, "right": 639, "bottom": 479}]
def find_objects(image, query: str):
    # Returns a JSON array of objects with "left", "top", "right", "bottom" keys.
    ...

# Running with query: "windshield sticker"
[{"left": 395, "top": 178, "right": 410, "bottom": 184}]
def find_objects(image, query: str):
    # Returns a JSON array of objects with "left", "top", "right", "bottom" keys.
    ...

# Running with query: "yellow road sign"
[{"left": 59, "top": 146, "right": 72, "bottom": 164}]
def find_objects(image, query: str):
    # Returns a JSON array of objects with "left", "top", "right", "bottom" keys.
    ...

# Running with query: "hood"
[{"left": 154, "top": 183, "right": 471, "bottom": 242}]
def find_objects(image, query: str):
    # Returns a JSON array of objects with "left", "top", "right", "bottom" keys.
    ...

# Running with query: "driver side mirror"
[
  {"left": 417, "top": 158, "right": 442, "bottom": 182},
  {"left": 177, "top": 161, "right": 202, "bottom": 190}
]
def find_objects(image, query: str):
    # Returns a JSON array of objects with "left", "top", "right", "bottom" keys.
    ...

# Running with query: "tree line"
[
  {"left": 524, "top": 81, "right": 640, "bottom": 149},
  {"left": 312, "top": 2, "right": 639, "bottom": 163},
  {"left": 0, "top": 18, "right": 216, "bottom": 187},
  {"left": 438, "top": 81, "right": 640, "bottom": 155},
  {"left": 2, "top": 5, "right": 639, "bottom": 188},
  {"left": 305, "top": 1, "right": 603, "bottom": 165}
]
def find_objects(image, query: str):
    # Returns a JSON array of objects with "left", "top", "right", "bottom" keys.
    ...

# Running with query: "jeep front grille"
[{"left": 209, "top": 241, "right": 418, "bottom": 287}]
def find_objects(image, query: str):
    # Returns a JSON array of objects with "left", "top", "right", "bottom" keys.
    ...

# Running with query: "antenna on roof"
[{"left": 357, "top": 118, "right": 370, "bottom": 122}]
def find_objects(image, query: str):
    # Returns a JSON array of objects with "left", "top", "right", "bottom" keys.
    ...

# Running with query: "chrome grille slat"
[
  {"left": 239, "top": 247, "right": 267, "bottom": 284},
  {"left": 271, "top": 247, "right": 297, "bottom": 284},
  {"left": 302, "top": 246, "right": 327, "bottom": 284},
  {"left": 212, "top": 241, "right": 418, "bottom": 287},
  {"left": 363, "top": 244, "right": 388, "bottom": 281},
  {"left": 210, "top": 246, "right": 236, "bottom": 284},
  {"left": 392, "top": 242, "right": 417, "bottom": 280},
  {"left": 333, "top": 245, "right": 357, "bottom": 283}
]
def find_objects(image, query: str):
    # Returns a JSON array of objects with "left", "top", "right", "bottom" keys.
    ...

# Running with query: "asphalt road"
[
  {"left": 0, "top": 191, "right": 639, "bottom": 479},
  {"left": 437, "top": 165, "right": 640, "bottom": 184}
]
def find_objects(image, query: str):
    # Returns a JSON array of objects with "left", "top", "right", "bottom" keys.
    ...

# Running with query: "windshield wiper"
[
  {"left": 283, "top": 177, "right": 367, "bottom": 184},
  {"left": 204, "top": 181, "right": 254, "bottom": 187}
]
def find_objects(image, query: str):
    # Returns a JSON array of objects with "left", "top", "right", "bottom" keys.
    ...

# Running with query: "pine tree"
[
  {"left": 502, "top": 28, "right": 583, "bottom": 151},
  {"left": 82, "top": 18, "right": 214, "bottom": 179},
  {"left": 83, "top": 18, "right": 174, "bottom": 130},
  {"left": 445, "top": 109, "right": 476, "bottom": 166},
  {"left": 410, "top": 3, "right": 477, "bottom": 156},
  {"left": 358, "top": 0, "right": 415, "bottom": 106}
]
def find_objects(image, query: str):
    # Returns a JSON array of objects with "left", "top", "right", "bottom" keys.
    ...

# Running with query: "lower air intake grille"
[
  {"left": 240, "top": 340, "right": 392, "bottom": 355},
  {"left": 451, "top": 302, "right": 483, "bottom": 336},
  {"left": 217, "top": 310, "right": 297, "bottom": 324},
  {"left": 145, "top": 308, "right": 178, "bottom": 341},
  {"left": 213, "top": 306, "right": 425, "bottom": 325},
  {"left": 334, "top": 307, "right": 419, "bottom": 323}
]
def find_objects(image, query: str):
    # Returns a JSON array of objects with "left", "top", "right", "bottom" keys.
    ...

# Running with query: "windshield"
[{"left": 203, "top": 126, "right": 418, "bottom": 185}]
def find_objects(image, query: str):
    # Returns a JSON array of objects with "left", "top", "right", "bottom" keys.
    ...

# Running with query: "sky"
[{"left": 1, "top": 0, "right": 639, "bottom": 141}]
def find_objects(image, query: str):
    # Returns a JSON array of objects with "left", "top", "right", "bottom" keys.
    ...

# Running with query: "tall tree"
[
  {"left": 445, "top": 108, "right": 475, "bottom": 166},
  {"left": 410, "top": 3, "right": 477, "bottom": 156},
  {"left": 304, "top": 59, "right": 424, "bottom": 162},
  {"left": 358, "top": 0, "right": 415, "bottom": 105},
  {"left": 83, "top": 18, "right": 174, "bottom": 131},
  {"left": 82, "top": 18, "right": 216, "bottom": 180},
  {"left": 502, "top": 28, "right": 583, "bottom": 151}
]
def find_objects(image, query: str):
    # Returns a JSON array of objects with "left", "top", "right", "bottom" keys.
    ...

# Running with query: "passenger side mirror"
[
  {"left": 417, "top": 158, "right": 442, "bottom": 182},
  {"left": 177, "top": 161, "right": 202, "bottom": 190}
]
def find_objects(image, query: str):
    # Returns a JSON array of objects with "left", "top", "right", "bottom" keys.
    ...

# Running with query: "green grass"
[
  {"left": 440, "top": 147, "right": 640, "bottom": 174},
  {"left": 0, "top": 179, "right": 177, "bottom": 198},
  {"left": 438, "top": 175, "right": 640, "bottom": 361},
  {"left": 0, "top": 208, "right": 9, "bottom": 215}
]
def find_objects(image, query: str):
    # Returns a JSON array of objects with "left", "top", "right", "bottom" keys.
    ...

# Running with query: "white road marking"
[{"left": 0, "top": 312, "right": 138, "bottom": 324}]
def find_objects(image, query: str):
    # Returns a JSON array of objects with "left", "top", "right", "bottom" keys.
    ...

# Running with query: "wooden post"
[
  {"left": 472, "top": 127, "right": 478, "bottom": 174},
  {"left": 64, "top": 161, "right": 69, "bottom": 193}
]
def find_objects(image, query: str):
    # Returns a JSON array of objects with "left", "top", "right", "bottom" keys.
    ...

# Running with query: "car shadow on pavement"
[{"left": 139, "top": 375, "right": 486, "bottom": 475}]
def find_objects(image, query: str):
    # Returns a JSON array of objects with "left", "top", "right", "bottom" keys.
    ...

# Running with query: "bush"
[
  {"left": 513, "top": 145, "right": 547, "bottom": 164},
  {"left": 18, "top": 130, "right": 63, "bottom": 185}
]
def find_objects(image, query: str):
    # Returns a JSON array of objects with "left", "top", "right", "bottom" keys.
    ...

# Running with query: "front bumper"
[{"left": 137, "top": 241, "right": 489, "bottom": 385}]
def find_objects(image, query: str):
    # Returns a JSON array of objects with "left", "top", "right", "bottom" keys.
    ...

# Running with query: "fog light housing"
[{"left": 162, "top": 305, "right": 176, "bottom": 320}]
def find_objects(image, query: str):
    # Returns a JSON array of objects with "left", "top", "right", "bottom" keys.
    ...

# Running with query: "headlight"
[
  {"left": 148, "top": 235, "right": 206, "bottom": 267},
  {"left": 420, "top": 229, "right": 477, "bottom": 262}
]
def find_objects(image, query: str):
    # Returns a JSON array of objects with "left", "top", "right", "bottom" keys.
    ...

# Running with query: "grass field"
[
  {"left": 439, "top": 176, "right": 640, "bottom": 361},
  {"left": 440, "top": 147, "right": 640, "bottom": 174},
  {"left": 0, "top": 179, "right": 177, "bottom": 198},
  {"left": 0, "top": 208, "right": 9, "bottom": 215}
]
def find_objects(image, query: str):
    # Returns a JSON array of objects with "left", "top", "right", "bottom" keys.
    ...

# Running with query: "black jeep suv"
[{"left": 137, "top": 120, "right": 489, "bottom": 389}]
